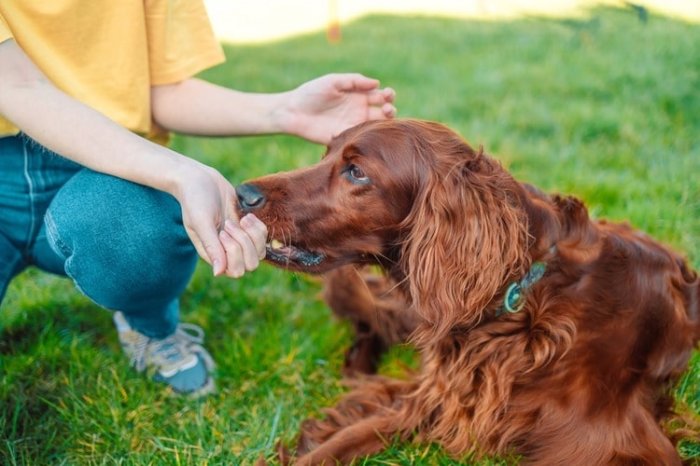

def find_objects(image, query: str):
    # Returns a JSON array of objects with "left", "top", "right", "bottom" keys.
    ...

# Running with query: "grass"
[{"left": 2, "top": 6, "right": 699, "bottom": 465}]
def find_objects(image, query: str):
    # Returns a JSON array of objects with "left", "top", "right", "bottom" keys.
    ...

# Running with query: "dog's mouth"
[{"left": 265, "top": 238, "right": 326, "bottom": 268}]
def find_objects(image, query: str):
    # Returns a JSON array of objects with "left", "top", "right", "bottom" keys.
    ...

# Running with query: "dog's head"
[{"left": 238, "top": 119, "right": 532, "bottom": 332}]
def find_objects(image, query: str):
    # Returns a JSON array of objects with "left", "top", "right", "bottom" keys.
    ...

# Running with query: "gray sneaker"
[{"left": 113, "top": 311, "right": 216, "bottom": 397}]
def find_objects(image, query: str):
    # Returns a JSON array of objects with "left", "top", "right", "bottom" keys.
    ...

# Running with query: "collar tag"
[{"left": 501, "top": 261, "right": 547, "bottom": 314}]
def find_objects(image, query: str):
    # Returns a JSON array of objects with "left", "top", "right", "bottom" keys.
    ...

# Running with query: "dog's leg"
[
  {"left": 520, "top": 408, "right": 683, "bottom": 466},
  {"left": 323, "top": 266, "right": 419, "bottom": 375},
  {"left": 289, "top": 376, "right": 418, "bottom": 465},
  {"left": 294, "top": 415, "right": 398, "bottom": 466}
]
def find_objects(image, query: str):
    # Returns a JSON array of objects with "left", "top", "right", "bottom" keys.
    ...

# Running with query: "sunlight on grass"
[{"left": 2, "top": 6, "right": 699, "bottom": 465}]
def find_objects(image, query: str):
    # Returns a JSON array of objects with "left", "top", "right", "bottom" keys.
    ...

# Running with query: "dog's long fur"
[{"left": 240, "top": 119, "right": 700, "bottom": 465}]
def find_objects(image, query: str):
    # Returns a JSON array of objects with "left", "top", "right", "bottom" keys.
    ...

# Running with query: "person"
[{"left": 0, "top": 1, "right": 396, "bottom": 397}]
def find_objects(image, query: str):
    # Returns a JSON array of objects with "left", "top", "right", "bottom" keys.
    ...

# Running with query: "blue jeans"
[{"left": 0, "top": 134, "right": 198, "bottom": 338}]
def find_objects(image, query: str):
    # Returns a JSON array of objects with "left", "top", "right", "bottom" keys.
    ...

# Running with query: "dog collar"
[
  {"left": 496, "top": 246, "right": 555, "bottom": 316},
  {"left": 500, "top": 262, "right": 547, "bottom": 314}
]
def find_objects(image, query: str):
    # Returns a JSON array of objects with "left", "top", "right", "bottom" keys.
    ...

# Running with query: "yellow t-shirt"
[{"left": 0, "top": 0, "right": 225, "bottom": 140}]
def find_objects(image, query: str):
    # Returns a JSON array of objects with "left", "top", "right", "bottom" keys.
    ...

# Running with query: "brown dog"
[{"left": 238, "top": 119, "right": 699, "bottom": 465}]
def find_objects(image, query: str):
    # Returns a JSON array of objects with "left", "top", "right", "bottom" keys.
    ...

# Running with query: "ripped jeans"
[{"left": 0, "top": 133, "right": 198, "bottom": 338}]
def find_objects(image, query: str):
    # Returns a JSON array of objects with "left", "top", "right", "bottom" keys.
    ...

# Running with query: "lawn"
[{"left": 1, "top": 6, "right": 699, "bottom": 465}]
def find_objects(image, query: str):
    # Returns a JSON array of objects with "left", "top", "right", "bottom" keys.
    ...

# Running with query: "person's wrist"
[
  {"left": 270, "top": 90, "right": 300, "bottom": 137},
  {"left": 160, "top": 153, "right": 206, "bottom": 201}
]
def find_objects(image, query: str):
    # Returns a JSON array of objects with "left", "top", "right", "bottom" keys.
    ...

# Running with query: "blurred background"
[
  {"left": 204, "top": 0, "right": 699, "bottom": 43},
  {"left": 2, "top": 1, "right": 699, "bottom": 465}
]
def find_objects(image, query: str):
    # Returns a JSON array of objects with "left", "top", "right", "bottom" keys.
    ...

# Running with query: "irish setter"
[{"left": 237, "top": 119, "right": 700, "bottom": 465}]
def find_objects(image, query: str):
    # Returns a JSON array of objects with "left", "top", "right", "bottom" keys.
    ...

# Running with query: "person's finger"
[
  {"left": 334, "top": 73, "right": 380, "bottom": 92},
  {"left": 219, "top": 229, "right": 246, "bottom": 277},
  {"left": 224, "top": 220, "right": 261, "bottom": 271},
  {"left": 383, "top": 87, "right": 396, "bottom": 103},
  {"left": 381, "top": 102, "right": 397, "bottom": 118},
  {"left": 185, "top": 229, "right": 209, "bottom": 265},
  {"left": 240, "top": 214, "right": 268, "bottom": 260},
  {"left": 366, "top": 87, "right": 396, "bottom": 106},
  {"left": 189, "top": 223, "right": 227, "bottom": 276},
  {"left": 367, "top": 103, "right": 397, "bottom": 121}
]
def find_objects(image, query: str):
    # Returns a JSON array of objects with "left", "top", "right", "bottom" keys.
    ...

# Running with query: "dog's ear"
[{"left": 401, "top": 147, "right": 530, "bottom": 339}]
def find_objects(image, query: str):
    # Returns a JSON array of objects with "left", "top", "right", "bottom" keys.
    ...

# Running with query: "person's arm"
[
  {"left": 151, "top": 74, "right": 396, "bottom": 144},
  {"left": 0, "top": 39, "right": 265, "bottom": 277}
]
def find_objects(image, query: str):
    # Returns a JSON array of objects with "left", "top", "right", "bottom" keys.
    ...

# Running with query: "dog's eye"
[
  {"left": 345, "top": 164, "right": 370, "bottom": 184},
  {"left": 350, "top": 165, "right": 367, "bottom": 180}
]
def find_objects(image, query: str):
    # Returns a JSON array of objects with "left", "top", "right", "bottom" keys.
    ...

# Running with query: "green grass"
[{"left": 2, "top": 6, "right": 699, "bottom": 465}]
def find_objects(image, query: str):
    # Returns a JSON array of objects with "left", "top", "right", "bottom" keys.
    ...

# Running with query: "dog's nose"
[{"left": 236, "top": 183, "right": 266, "bottom": 211}]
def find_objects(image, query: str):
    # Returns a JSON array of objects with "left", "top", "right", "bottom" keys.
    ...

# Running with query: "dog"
[{"left": 237, "top": 119, "right": 700, "bottom": 465}]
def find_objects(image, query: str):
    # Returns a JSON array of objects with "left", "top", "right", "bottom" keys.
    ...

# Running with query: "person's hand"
[
  {"left": 172, "top": 161, "right": 267, "bottom": 277},
  {"left": 282, "top": 73, "right": 396, "bottom": 144}
]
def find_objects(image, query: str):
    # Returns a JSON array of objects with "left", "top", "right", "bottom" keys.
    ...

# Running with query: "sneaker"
[{"left": 113, "top": 311, "right": 216, "bottom": 397}]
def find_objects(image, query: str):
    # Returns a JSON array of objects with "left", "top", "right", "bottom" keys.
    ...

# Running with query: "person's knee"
[{"left": 45, "top": 170, "right": 198, "bottom": 309}]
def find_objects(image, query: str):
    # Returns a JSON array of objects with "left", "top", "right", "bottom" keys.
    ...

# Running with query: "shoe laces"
[{"left": 131, "top": 323, "right": 206, "bottom": 373}]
